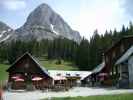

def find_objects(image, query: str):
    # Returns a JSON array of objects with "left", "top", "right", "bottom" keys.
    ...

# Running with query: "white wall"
[{"left": 128, "top": 55, "right": 133, "bottom": 87}]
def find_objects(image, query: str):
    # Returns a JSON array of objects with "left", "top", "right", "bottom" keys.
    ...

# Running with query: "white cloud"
[
  {"left": 1, "top": 0, "right": 26, "bottom": 11},
  {"left": 69, "top": 0, "right": 130, "bottom": 39},
  {"left": 76, "top": 0, "right": 124, "bottom": 38}
]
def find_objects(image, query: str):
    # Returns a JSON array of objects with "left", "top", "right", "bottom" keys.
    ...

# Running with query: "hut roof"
[
  {"left": 104, "top": 36, "right": 133, "bottom": 54},
  {"left": 92, "top": 61, "right": 105, "bottom": 74},
  {"left": 48, "top": 70, "right": 91, "bottom": 80},
  {"left": 115, "top": 45, "right": 133, "bottom": 65},
  {"left": 82, "top": 61, "right": 105, "bottom": 81}
]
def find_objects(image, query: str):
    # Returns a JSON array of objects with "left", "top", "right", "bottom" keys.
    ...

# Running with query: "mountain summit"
[{"left": 15, "top": 3, "right": 81, "bottom": 42}]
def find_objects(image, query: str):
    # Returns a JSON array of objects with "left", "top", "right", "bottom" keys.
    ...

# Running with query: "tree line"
[{"left": 0, "top": 22, "right": 133, "bottom": 70}]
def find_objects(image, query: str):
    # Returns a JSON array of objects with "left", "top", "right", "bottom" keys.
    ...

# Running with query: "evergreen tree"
[{"left": 76, "top": 38, "right": 89, "bottom": 70}]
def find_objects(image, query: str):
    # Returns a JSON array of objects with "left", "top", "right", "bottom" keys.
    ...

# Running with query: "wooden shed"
[
  {"left": 6, "top": 52, "right": 53, "bottom": 90},
  {"left": 83, "top": 36, "right": 133, "bottom": 87},
  {"left": 103, "top": 36, "right": 133, "bottom": 86},
  {"left": 115, "top": 46, "right": 133, "bottom": 88},
  {"left": 104, "top": 36, "right": 133, "bottom": 76}
]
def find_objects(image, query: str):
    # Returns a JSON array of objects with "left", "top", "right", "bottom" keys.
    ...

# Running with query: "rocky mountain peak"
[
  {"left": 0, "top": 21, "right": 11, "bottom": 31},
  {"left": 24, "top": 3, "right": 54, "bottom": 27},
  {"left": 1, "top": 3, "right": 82, "bottom": 42}
]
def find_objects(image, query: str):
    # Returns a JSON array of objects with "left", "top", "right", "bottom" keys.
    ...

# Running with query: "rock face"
[
  {"left": 16, "top": 3, "right": 81, "bottom": 42},
  {"left": 0, "top": 3, "right": 81, "bottom": 43},
  {"left": 0, "top": 21, "right": 13, "bottom": 43}
]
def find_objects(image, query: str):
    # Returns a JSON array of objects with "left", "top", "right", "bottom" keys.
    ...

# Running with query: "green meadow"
[
  {"left": 42, "top": 93, "right": 133, "bottom": 100},
  {"left": 40, "top": 59, "right": 78, "bottom": 70},
  {"left": 0, "top": 64, "right": 9, "bottom": 81}
]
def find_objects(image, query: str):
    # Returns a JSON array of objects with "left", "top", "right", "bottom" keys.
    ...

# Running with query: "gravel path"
[{"left": 3, "top": 87, "right": 133, "bottom": 100}]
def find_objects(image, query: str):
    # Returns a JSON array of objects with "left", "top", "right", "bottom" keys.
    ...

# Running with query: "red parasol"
[
  {"left": 32, "top": 77, "right": 42, "bottom": 81},
  {"left": 15, "top": 78, "right": 24, "bottom": 82},
  {"left": 11, "top": 76, "right": 19, "bottom": 79}
]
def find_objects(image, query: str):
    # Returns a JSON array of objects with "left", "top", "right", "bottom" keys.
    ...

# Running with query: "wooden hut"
[
  {"left": 104, "top": 36, "right": 133, "bottom": 77},
  {"left": 83, "top": 36, "right": 133, "bottom": 87},
  {"left": 6, "top": 52, "right": 53, "bottom": 90},
  {"left": 102, "top": 36, "right": 133, "bottom": 86},
  {"left": 115, "top": 46, "right": 133, "bottom": 88}
]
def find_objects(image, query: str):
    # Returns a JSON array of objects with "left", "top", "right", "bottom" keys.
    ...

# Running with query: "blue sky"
[{"left": 0, "top": 0, "right": 133, "bottom": 39}]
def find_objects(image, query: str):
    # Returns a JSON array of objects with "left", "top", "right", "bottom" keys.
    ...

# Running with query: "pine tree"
[{"left": 76, "top": 38, "right": 89, "bottom": 70}]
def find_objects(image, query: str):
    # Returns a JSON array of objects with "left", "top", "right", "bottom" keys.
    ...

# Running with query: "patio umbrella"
[
  {"left": 15, "top": 78, "right": 24, "bottom": 82},
  {"left": 32, "top": 77, "right": 42, "bottom": 81},
  {"left": 32, "top": 77, "right": 43, "bottom": 89},
  {"left": 11, "top": 76, "right": 20, "bottom": 79}
]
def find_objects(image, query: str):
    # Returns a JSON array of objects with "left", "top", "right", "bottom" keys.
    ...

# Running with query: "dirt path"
[{"left": 3, "top": 87, "right": 133, "bottom": 100}]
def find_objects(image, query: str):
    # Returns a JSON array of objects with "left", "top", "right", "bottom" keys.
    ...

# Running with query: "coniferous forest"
[{"left": 0, "top": 22, "right": 133, "bottom": 70}]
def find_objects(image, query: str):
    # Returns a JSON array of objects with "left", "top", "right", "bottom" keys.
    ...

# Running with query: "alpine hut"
[{"left": 6, "top": 52, "right": 53, "bottom": 90}]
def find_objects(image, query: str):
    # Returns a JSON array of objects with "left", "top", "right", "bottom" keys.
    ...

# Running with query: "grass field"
[
  {"left": 39, "top": 59, "right": 78, "bottom": 70},
  {"left": 0, "top": 64, "right": 9, "bottom": 81},
  {"left": 42, "top": 93, "right": 133, "bottom": 100},
  {"left": 0, "top": 58, "right": 78, "bottom": 81}
]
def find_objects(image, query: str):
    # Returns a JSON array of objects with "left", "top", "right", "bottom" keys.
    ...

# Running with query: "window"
[
  {"left": 66, "top": 73, "right": 70, "bottom": 76},
  {"left": 25, "top": 63, "right": 29, "bottom": 68},
  {"left": 76, "top": 74, "right": 80, "bottom": 76},
  {"left": 57, "top": 73, "right": 61, "bottom": 76},
  {"left": 25, "top": 73, "right": 27, "bottom": 76}
]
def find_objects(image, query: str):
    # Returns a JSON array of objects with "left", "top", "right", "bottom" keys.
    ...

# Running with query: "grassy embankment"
[
  {"left": 42, "top": 93, "right": 133, "bottom": 100},
  {"left": 40, "top": 58, "right": 78, "bottom": 70},
  {"left": 0, "top": 64, "right": 9, "bottom": 81}
]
